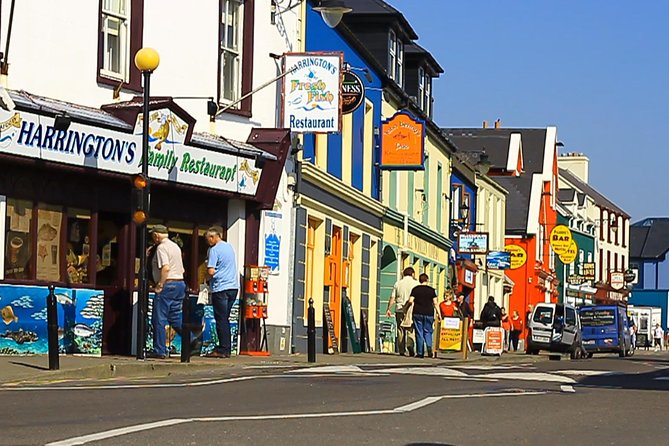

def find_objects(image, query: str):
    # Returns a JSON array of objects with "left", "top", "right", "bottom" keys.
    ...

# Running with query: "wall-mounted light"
[
  {"left": 54, "top": 113, "right": 72, "bottom": 131},
  {"left": 610, "top": 216, "right": 618, "bottom": 233},
  {"left": 460, "top": 202, "right": 469, "bottom": 222},
  {"left": 272, "top": 0, "right": 352, "bottom": 28}
]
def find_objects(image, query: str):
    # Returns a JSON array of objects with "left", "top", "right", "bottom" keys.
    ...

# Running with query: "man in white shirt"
[
  {"left": 653, "top": 323, "right": 664, "bottom": 352},
  {"left": 386, "top": 267, "right": 419, "bottom": 356}
]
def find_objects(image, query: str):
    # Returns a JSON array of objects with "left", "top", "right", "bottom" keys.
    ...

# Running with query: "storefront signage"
[
  {"left": 261, "top": 211, "right": 282, "bottom": 274},
  {"left": 505, "top": 244, "right": 527, "bottom": 270},
  {"left": 610, "top": 271, "right": 625, "bottom": 290},
  {"left": 558, "top": 240, "right": 578, "bottom": 264},
  {"left": 568, "top": 274, "right": 585, "bottom": 285},
  {"left": 341, "top": 71, "right": 365, "bottom": 114},
  {"left": 0, "top": 108, "right": 262, "bottom": 196},
  {"left": 486, "top": 251, "right": 511, "bottom": 270},
  {"left": 438, "top": 317, "right": 463, "bottom": 351},
  {"left": 582, "top": 262, "right": 596, "bottom": 280},
  {"left": 457, "top": 232, "right": 488, "bottom": 255},
  {"left": 380, "top": 111, "right": 425, "bottom": 170},
  {"left": 550, "top": 225, "right": 572, "bottom": 255},
  {"left": 282, "top": 52, "right": 342, "bottom": 133},
  {"left": 483, "top": 327, "right": 504, "bottom": 355},
  {"left": 624, "top": 269, "right": 636, "bottom": 283}
]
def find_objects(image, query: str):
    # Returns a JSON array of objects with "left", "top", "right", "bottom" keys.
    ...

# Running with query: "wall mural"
[{"left": 0, "top": 284, "right": 103, "bottom": 356}]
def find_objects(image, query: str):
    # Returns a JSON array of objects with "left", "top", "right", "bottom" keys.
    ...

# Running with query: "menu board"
[{"left": 36, "top": 209, "right": 62, "bottom": 281}]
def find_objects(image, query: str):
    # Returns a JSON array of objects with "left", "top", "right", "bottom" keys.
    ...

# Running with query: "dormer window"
[
  {"left": 417, "top": 66, "right": 432, "bottom": 117},
  {"left": 388, "top": 29, "right": 403, "bottom": 87}
]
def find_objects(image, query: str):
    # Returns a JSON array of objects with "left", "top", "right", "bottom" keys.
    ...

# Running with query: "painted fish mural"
[
  {"left": 73, "top": 323, "right": 94, "bottom": 338},
  {"left": 1, "top": 305, "right": 18, "bottom": 325},
  {"left": 55, "top": 293, "right": 74, "bottom": 306}
]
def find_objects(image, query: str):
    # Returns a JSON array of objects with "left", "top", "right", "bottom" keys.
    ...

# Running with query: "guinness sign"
[{"left": 341, "top": 71, "right": 365, "bottom": 114}]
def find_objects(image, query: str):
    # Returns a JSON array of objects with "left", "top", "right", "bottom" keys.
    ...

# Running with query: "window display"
[
  {"left": 4, "top": 199, "right": 34, "bottom": 280},
  {"left": 36, "top": 206, "right": 63, "bottom": 282},
  {"left": 65, "top": 209, "right": 92, "bottom": 284}
]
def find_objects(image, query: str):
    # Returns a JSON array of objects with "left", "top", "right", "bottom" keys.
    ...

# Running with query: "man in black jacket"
[{"left": 480, "top": 296, "right": 502, "bottom": 328}]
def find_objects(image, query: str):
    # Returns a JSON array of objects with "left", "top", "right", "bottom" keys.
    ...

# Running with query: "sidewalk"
[{"left": 0, "top": 350, "right": 540, "bottom": 386}]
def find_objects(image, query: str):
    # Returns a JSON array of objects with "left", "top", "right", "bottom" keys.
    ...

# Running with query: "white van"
[{"left": 527, "top": 303, "right": 584, "bottom": 359}]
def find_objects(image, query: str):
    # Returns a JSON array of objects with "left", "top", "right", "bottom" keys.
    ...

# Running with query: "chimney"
[
  {"left": 483, "top": 120, "right": 488, "bottom": 128},
  {"left": 557, "top": 153, "right": 590, "bottom": 183},
  {"left": 494, "top": 119, "right": 501, "bottom": 129}
]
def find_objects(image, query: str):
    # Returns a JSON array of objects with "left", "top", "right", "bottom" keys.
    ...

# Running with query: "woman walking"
[
  {"left": 501, "top": 307, "right": 511, "bottom": 351},
  {"left": 406, "top": 273, "right": 440, "bottom": 358},
  {"left": 509, "top": 310, "right": 523, "bottom": 352}
]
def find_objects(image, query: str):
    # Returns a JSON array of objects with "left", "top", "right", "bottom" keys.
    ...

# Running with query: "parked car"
[
  {"left": 579, "top": 304, "right": 634, "bottom": 357},
  {"left": 526, "top": 303, "right": 585, "bottom": 359}
]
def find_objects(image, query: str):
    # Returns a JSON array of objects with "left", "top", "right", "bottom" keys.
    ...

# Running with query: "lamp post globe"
[{"left": 134, "top": 47, "right": 160, "bottom": 72}]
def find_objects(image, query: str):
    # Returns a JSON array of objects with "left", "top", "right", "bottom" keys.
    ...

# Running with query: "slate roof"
[
  {"left": 559, "top": 168, "right": 629, "bottom": 217},
  {"left": 340, "top": 0, "right": 419, "bottom": 39},
  {"left": 630, "top": 218, "right": 669, "bottom": 260},
  {"left": 405, "top": 43, "right": 444, "bottom": 75},
  {"left": 494, "top": 176, "right": 533, "bottom": 234}
]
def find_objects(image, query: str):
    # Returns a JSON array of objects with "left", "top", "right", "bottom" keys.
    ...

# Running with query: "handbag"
[
  {"left": 400, "top": 303, "right": 414, "bottom": 328},
  {"left": 197, "top": 283, "right": 211, "bottom": 305}
]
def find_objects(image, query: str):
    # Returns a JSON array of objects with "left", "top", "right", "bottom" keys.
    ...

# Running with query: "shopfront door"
[{"left": 330, "top": 227, "right": 343, "bottom": 349}]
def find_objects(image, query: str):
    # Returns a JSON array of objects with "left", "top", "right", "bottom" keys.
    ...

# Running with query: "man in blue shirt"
[{"left": 204, "top": 226, "right": 239, "bottom": 358}]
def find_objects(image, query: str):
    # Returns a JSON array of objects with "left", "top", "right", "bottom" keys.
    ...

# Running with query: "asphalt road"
[{"left": 3, "top": 352, "right": 669, "bottom": 446}]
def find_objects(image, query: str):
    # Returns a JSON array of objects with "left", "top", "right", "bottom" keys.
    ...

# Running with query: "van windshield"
[
  {"left": 580, "top": 308, "right": 615, "bottom": 327},
  {"left": 533, "top": 307, "right": 554, "bottom": 325}
]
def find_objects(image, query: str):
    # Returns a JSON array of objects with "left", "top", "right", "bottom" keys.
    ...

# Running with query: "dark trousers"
[
  {"left": 510, "top": 330, "right": 521, "bottom": 351},
  {"left": 212, "top": 289, "right": 238, "bottom": 354}
]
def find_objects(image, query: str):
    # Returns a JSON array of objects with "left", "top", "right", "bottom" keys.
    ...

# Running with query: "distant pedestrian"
[
  {"left": 406, "top": 273, "right": 440, "bottom": 358},
  {"left": 501, "top": 307, "right": 511, "bottom": 351},
  {"left": 509, "top": 310, "right": 523, "bottom": 351},
  {"left": 653, "top": 323, "right": 664, "bottom": 352},
  {"left": 455, "top": 294, "right": 473, "bottom": 321},
  {"left": 480, "top": 296, "right": 502, "bottom": 328},
  {"left": 386, "top": 267, "right": 419, "bottom": 356},
  {"left": 147, "top": 225, "right": 186, "bottom": 359},
  {"left": 439, "top": 290, "right": 456, "bottom": 318},
  {"left": 205, "top": 226, "right": 239, "bottom": 359}
]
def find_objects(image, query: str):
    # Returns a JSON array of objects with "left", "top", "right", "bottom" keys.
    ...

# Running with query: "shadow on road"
[
  {"left": 576, "top": 367, "right": 669, "bottom": 391},
  {"left": 406, "top": 443, "right": 456, "bottom": 446},
  {"left": 8, "top": 361, "right": 50, "bottom": 371}
]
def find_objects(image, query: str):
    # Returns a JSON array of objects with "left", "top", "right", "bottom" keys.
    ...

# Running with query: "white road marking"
[
  {"left": 555, "top": 370, "right": 622, "bottom": 376},
  {"left": 46, "top": 390, "right": 548, "bottom": 446},
  {"left": 476, "top": 372, "right": 576, "bottom": 384},
  {"left": 560, "top": 385, "right": 575, "bottom": 393},
  {"left": 653, "top": 376, "right": 669, "bottom": 381},
  {"left": 450, "top": 365, "right": 529, "bottom": 370},
  {"left": 374, "top": 367, "right": 468, "bottom": 377},
  {"left": 291, "top": 365, "right": 365, "bottom": 374}
]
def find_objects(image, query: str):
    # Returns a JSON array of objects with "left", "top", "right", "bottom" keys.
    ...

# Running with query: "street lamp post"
[{"left": 134, "top": 47, "right": 160, "bottom": 360}]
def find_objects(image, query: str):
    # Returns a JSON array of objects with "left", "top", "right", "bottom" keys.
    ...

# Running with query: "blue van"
[{"left": 579, "top": 304, "right": 634, "bottom": 357}]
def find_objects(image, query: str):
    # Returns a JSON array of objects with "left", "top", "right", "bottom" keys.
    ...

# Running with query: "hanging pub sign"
[
  {"left": 282, "top": 52, "right": 343, "bottom": 134},
  {"left": 457, "top": 232, "right": 488, "bottom": 255},
  {"left": 610, "top": 271, "right": 625, "bottom": 290},
  {"left": 558, "top": 240, "right": 578, "bottom": 264},
  {"left": 505, "top": 244, "right": 527, "bottom": 270},
  {"left": 341, "top": 71, "right": 365, "bottom": 114},
  {"left": 486, "top": 251, "right": 511, "bottom": 270},
  {"left": 550, "top": 224, "right": 573, "bottom": 255},
  {"left": 582, "top": 262, "right": 596, "bottom": 280},
  {"left": 380, "top": 111, "right": 425, "bottom": 170}
]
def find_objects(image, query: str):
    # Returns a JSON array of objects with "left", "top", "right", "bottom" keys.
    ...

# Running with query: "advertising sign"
[
  {"left": 261, "top": 211, "right": 282, "bottom": 273},
  {"left": 550, "top": 225, "right": 573, "bottom": 255},
  {"left": 341, "top": 71, "right": 365, "bottom": 114},
  {"left": 438, "top": 317, "right": 463, "bottom": 351},
  {"left": 505, "top": 244, "right": 527, "bottom": 270},
  {"left": 567, "top": 275, "right": 585, "bottom": 285},
  {"left": 380, "top": 111, "right": 425, "bottom": 170},
  {"left": 483, "top": 327, "right": 504, "bottom": 355},
  {"left": 582, "top": 262, "right": 596, "bottom": 280},
  {"left": 558, "top": 240, "right": 578, "bottom": 264},
  {"left": 610, "top": 271, "right": 625, "bottom": 290},
  {"left": 282, "top": 53, "right": 342, "bottom": 133},
  {"left": 457, "top": 232, "right": 489, "bottom": 255},
  {"left": 487, "top": 251, "right": 511, "bottom": 270}
]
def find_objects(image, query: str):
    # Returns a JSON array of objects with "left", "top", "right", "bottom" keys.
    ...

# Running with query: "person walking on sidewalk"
[
  {"left": 500, "top": 307, "right": 511, "bottom": 351},
  {"left": 204, "top": 226, "right": 239, "bottom": 359},
  {"left": 653, "top": 323, "right": 664, "bottom": 352},
  {"left": 406, "top": 273, "right": 440, "bottom": 358},
  {"left": 386, "top": 267, "right": 419, "bottom": 356},
  {"left": 509, "top": 310, "right": 523, "bottom": 351},
  {"left": 148, "top": 225, "right": 186, "bottom": 359}
]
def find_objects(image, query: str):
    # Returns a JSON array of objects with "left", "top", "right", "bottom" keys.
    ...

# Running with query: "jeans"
[
  {"left": 212, "top": 289, "right": 238, "bottom": 354},
  {"left": 152, "top": 281, "right": 186, "bottom": 356},
  {"left": 413, "top": 314, "right": 435, "bottom": 356}
]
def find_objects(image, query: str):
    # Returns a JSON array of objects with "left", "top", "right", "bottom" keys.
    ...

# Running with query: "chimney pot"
[
  {"left": 483, "top": 120, "right": 488, "bottom": 128},
  {"left": 494, "top": 119, "right": 501, "bottom": 129}
]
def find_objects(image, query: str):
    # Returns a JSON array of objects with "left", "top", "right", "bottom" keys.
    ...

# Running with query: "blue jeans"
[
  {"left": 413, "top": 314, "right": 435, "bottom": 356},
  {"left": 152, "top": 281, "right": 186, "bottom": 356},
  {"left": 212, "top": 289, "right": 238, "bottom": 354}
]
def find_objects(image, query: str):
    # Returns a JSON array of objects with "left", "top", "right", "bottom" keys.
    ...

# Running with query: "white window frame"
[
  {"left": 101, "top": 0, "right": 130, "bottom": 81},
  {"left": 424, "top": 72, "right": 431, "bottom": 117},
  {"left": 417, "top": 67, "right": 425, "bottom": 109},
  {"left": 220, "top": 0, "right": 243, "bottom": 103},
  {"left": 396, "top": 39, "right": 404, "bottom": 87},
  {"left": 388, "top": 29, "right": 397, "bottom": 81}
]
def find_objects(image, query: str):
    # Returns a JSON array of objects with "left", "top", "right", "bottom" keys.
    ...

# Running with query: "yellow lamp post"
[{"left": 134, "top": 47, "right": 159, "bottom": 360}]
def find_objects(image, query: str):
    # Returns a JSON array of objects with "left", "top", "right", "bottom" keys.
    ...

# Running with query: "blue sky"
[{"left": 386, "top": 0, "right": 668, "bottom": 221}]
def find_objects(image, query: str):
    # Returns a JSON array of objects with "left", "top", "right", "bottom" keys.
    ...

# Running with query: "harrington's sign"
[
  {"left": 0, "top": 108, "right": 262, "bottom": 195},
  {"left": 380, "top": 111, "right": 425, "bottom": 169},
  {"left": 282, "top": 52, "right": 342, "bottom": 133}
]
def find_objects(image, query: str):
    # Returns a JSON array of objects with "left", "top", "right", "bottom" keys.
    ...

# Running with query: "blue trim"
[
  {"left": 351, "top": 105, "right": 364, "bottom": 191},
  {"left": 327, "top": 132, "right": 342, "bottom": 179}
]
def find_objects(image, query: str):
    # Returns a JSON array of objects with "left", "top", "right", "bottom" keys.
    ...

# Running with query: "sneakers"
[
  {"left": 145, "top": 351, "right": 167, "bottom": 359},
  {"left": 204, "top": 350, "right": 230, "bottom": 358}
]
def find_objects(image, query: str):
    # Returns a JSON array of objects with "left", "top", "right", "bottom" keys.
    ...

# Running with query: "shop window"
[
  {"left": 65, "top": 209, "right": 92, "bottom": 285},
  {"left": 4, "top": 199, "right": 33, "bottom": 280},
  {"left": 97, "top": 0, "right": 144, "bottom": 92},
  {"left": 35, "top": 205, "right": 64, "bottom": 283},
  {"left": 167, "top": 222, "right": 196, "bottom": 289},
  {"left": 97, "top": 213, "right": 123, "bottom": 287}
]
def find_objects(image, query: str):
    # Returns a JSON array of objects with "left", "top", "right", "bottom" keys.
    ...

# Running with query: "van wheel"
[
  {"left": 587, "top": 352, "right": 593, "bottom": 358},
  {"left": 570, "top": 346, "right": 582, "bottom": 360}
]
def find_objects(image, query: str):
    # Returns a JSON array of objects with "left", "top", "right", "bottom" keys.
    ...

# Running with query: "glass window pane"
[
  {"left": 4, "top": 199, "right": 33, "bottom": 280},
  {"left": 66, "top": 209, "right": 91, "bottom": 285},
  {"left": 97, "top": 214, "right": 122, "bottom": 286},
  {"left": 103, "top": 0, "right": 126, "bottom": 16},
  {"left": 222, "top": 51, "right": 238, "bottom": 101},
  {"left": 36, "top": 205, "right": 63, "bottom": 282}
]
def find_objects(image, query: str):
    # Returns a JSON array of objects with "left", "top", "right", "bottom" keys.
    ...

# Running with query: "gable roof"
[
  {"left": 405, "top": 42, "right": 444, "bottom": 76},
  {"left": 558, "top": 188, "right": 576, "bottom": 203},
  {"left": 494, "top": 176, "right": 533, "bottom": 234},
  {"left": 559, "top": 168, "right": 630, "bottom": 218},
  {"left": 630, "top": 218, "right": 669, "bottom": 260},
  {"left": 340, "top": 0, "right": 419, "bottom": 40}
]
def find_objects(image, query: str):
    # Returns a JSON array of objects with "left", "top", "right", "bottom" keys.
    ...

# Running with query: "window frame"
[
  {"left": 217, "top": 0, "right": 255, "bottom": 117},
  {"left": 97, "top": 0, "right": 144, "bottom": 93},
  {"left": 388, "top": 29, "right": 397, "bottom": 81},
  {"left": 417, "top": 66, "right": 425, "bottom": 109}
]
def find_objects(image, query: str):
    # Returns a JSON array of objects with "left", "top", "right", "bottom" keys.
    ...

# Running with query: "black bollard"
[
  {"left": 46, "top": 285, "right": 59, "bottom": 370},
  {"left": 307, "top": 298, "right": 316, "bottom": 363},
  {"left": 180, "top": 292, "right": 191, "bottom": 363}
]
